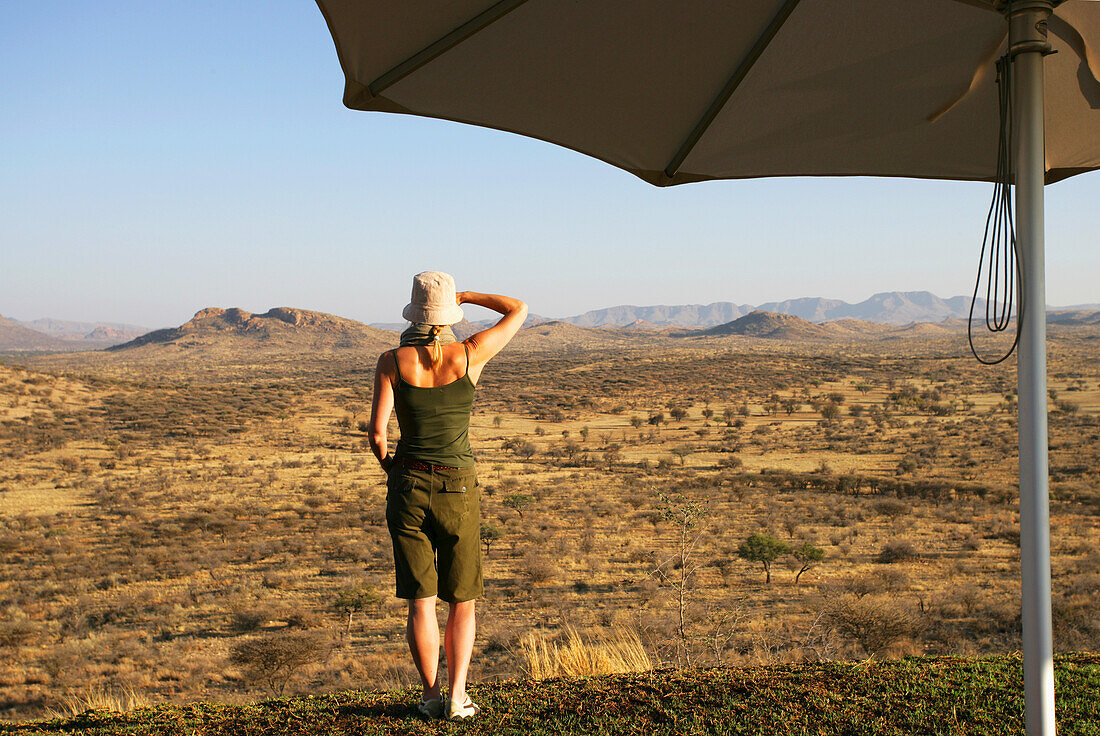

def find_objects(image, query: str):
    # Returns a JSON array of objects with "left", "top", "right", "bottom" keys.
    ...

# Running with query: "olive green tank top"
[{"left": 391, "top": 344, "right": 476, "bottom": 467}]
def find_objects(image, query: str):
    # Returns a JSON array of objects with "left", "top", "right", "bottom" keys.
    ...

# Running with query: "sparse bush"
[
  {"left": 872, "top": 499, "right": 910, "bottom": 519},
  {"left": 229, "top": 631, "right": 325, "bottom": 696},
  {"left": 822, "top": 595, "right": 924, "bottom": 656},
  {"left": 521, "top": 552, "right": 557, "bottom": 584},
  {"left": 876, "top": 540, "right": 919, "bottom": 564}
]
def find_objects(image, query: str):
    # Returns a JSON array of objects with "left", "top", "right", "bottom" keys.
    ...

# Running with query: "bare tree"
[
  {"left": 229, "top": 631, "right": 325, "bottom": 696},
  {"left": 652, "top": 492, "right": 709, "bottom": 666}
]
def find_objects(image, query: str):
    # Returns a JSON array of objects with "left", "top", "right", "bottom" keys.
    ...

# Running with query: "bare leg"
[
  {"left": 444, "top": 599, "right": 476, "bottom": 704},
  {"left": 406, "top": 597, "right": 441, "bottom": 699}
]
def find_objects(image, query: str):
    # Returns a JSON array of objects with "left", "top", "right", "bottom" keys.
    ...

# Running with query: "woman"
[{"left": 368, "top": 271, "right": 526, "bottom": 721}]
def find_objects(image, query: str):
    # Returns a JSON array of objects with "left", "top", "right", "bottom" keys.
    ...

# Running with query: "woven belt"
[{"left": 395, "top": 457, "right": 460, "bottom": 472}]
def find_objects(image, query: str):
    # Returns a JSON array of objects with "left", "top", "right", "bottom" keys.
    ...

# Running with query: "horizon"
[
  {"left": 3, "top": 2, "right": 1099, "bottom": 329},
  {"left": 5, "top": 288, "right": 1098, "bottom": 333}
]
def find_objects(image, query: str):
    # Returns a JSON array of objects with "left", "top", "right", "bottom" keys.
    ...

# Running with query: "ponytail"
[{"left": 429, "top": 325, "right": 444, "bottom": 369}]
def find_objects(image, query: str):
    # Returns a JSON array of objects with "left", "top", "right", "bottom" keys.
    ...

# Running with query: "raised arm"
[
  {"left": 459, "top": 291, "right": 527, "bottom": 373},
  {"left": 368, "top": 350, "right": 397, "bottom": 471}
]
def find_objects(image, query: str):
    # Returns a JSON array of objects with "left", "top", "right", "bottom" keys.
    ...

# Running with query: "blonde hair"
[{"left": 429, "top": 325, "right": 444, "bottom": 369}]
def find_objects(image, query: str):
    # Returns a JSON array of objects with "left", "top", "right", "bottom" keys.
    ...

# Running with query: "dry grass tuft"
[
  {"left": 46, "top": 685, "right": 151, "bottom": 720},
  {"left": 519, "top": 625, "right": 651, "bottom": 679}
]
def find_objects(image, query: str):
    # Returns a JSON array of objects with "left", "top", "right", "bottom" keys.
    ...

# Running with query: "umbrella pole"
[{"left": 1008, "top": 3, "right": 1056, "bottom": 735}]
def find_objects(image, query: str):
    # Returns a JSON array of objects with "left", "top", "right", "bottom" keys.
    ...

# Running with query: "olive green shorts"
[{"left": 385, "top": 464, "right": 483, "bottom": 603}]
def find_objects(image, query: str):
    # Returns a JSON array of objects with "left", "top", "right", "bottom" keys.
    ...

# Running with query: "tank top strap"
[
  {"left": 463, "top": 342, "right": 469, "bottom": 376},
  {"left": 390, "top": 349, "right": 402, "bottom": 383}
]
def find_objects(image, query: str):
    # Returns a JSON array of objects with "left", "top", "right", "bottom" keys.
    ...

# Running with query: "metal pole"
[{"left": 1007, "top": 2, "right": 1056, "bottom": 734}]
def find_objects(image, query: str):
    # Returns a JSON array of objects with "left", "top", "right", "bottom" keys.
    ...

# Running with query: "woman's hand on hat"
[{"left": 456, "top": 291, "right": 469, "bottom": 305}]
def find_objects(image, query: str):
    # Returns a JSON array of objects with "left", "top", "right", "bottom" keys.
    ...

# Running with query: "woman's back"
[{"left": 391, "top": 342, "right": 475, "bottom": 467}]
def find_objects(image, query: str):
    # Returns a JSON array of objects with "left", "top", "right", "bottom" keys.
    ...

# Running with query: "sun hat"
[{"left": 401, "top": 271, "right": 465, "bottom": 325}]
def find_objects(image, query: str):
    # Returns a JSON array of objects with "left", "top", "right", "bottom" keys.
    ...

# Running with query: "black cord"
[{"left": 969, "top": 55, "right": 1023, "bottom": 365}]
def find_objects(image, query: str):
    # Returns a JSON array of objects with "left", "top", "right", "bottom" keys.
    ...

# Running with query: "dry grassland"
[{"left": 0, "top": 331, "right": 1097, "bottom": 721}]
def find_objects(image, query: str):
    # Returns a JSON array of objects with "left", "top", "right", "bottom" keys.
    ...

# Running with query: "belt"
[{"left": 394, "top": 457, "right": 461, "bottom": 472}]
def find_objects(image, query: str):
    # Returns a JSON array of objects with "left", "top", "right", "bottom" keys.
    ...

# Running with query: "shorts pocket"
[{"left": 442, "top": 471, "right": 477, "bottom": 493}]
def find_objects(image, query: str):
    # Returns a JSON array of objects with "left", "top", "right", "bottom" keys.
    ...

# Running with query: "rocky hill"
[
  {"left": 0, "top": 314, "right": 75, "bottom": 352},
  {"left": 703, "top": 311, "right": 833, "bottom": 340},
  {"left": 109, "top": 307, "right": 396, "bottom": 354}
]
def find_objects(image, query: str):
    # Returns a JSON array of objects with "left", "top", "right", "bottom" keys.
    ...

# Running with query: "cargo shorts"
[{"left": 385, "top": 464, "right": 483, "bottom": 603}]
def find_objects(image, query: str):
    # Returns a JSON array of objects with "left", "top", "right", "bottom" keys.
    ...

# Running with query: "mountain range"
[
  {"left": 3, "top": 290, "right": 1097, "bottom": 354},
  {"left": 557, "top": 291, "right": 990, "bottom": 328},
  {"left": 374, "top": 291, "right": 1093, "bottom": 330}
]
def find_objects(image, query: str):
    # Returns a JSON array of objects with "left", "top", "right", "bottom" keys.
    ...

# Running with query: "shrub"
[
  {"left": 521, "top": 552, "right": 557, "bottom": 584},
  {"left": 822, "top": 595, "right": 924, "bottom": 656},
  {"left": 229, "top": 631, "right": 325, "bottom": 696},
  {"left": 872, "top": 499, "right": 911, "bottom": 519},
  {"left": 875, "top": 540, "right": 919, "bottom": 564}
]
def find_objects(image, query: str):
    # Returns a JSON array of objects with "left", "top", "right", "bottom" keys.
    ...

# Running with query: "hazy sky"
[{"left": 3, "top": 2, "right": 1098, "bottom": 329}]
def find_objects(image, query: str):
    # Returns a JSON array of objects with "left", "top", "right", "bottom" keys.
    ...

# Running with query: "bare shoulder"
[{"left": 376, "top": 349, "right": 397, "bottom": 375}]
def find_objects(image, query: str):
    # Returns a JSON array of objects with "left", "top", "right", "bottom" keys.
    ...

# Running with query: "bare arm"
[
  {"left": 368, "top": 351, "right": 396, "bottom": 471},
  {"left": 458, "top": 291, "right": 527, "bottom": 373}
]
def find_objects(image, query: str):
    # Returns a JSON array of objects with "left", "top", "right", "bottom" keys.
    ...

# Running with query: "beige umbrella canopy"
[
  {"left": 316, "top": 0, "right": 1100, "bottom": 186},
  {"left": 315, "top": 2, "right": 1099, "bottom": 734}
]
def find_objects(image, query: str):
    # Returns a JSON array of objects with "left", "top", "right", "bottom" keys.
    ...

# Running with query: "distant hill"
[
  {"left": 109, "top": 307, "right": 396, "bottom": 353},
  {"left": 757, "top": 292, "right": 980, "bottom": 326},
  {"left": 560, "top": 292, "right": 987, "bottom": 328},
  {"left": 509, "top": 320, "right": 637, "bottom": 349},
  {"left": 0, "top": 314, "right": 75, "bottom": 352},
  {"left": 1048, "top": 310, "right": 1100, "bottom": 326},
  {"left": 564, "top": 302, "right": 752, "bottom": 328},
  {"left": 14, "top": 317, "right": 149, "bottom": 345},
  {"left": 702, "top": 311, "right": 832, "bottom": 340}
]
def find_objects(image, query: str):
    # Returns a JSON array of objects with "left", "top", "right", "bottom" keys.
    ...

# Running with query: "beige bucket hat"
[{"left": 402, "top": 271, "right": 465, "bottom": 325}]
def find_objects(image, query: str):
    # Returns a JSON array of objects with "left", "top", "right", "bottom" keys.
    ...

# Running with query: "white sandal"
[
  {"left": 417, "top": 696, "right": 444, "bottom": 718},
  {"left": 447, "top": 695, "right": 481, "bottom": 721}
]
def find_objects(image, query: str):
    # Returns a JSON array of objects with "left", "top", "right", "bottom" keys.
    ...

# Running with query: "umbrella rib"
[
  {"left": 369, "top": 0, "right": 531, "bottom": 97},
  {"left": 663, "top": 0, "right": 802, "bottom": 181}
]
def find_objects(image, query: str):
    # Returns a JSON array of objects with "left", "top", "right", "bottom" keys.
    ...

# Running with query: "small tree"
[
  {"left": 480, "top": 522, "right": 503, "bottom": 555},
  {"left": 791, "top": 542, "right": 825, "bottom": 584},
  {"left": 737, "top": 533, "right": 790, "bottom": 584},
  {"left": 653, "top": 492, "right": 710, "bottom": 663},
  {"left": 331, "top": 585, "right": 381, "bottom": 636},
  {"left": 670, "top": 407, "right": 688, "bottom": 422},
  {"left": 503, "top": 492, "right": 533, "bottom": 520},
  {"left": 229, "top": 632, "right": 324, "bottom": 696},
  {"left": 781, "top": 398, "right": 802, "bottom": 416},
  {"left": 672, "top": 445, "right": 692, "bottom": 466}
]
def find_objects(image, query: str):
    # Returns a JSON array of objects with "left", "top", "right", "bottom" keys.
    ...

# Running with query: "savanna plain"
[{"left": 0, "top": 324, "right": 1097, "bottom": 723}]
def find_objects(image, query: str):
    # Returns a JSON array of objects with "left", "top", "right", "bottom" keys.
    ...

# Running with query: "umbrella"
[{"left": 314, "top": 1, "right": 1100, "bottom": 732}]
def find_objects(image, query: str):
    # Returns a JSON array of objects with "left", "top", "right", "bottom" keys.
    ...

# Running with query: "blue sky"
[{"left": 2, "top": 1, "right": 1098, "bottom": 329}]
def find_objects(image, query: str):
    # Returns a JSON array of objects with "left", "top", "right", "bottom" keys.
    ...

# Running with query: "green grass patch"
[{"left": 4, "top": 653, "right": 1098, "bottom": 735}]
